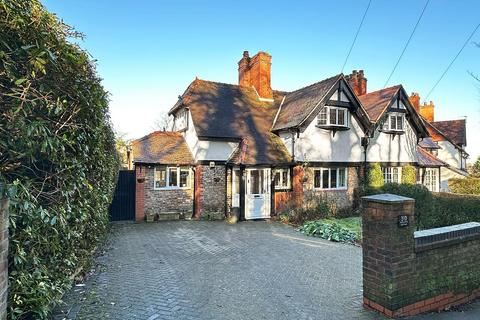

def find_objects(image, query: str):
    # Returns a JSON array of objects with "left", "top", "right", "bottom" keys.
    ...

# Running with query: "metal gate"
[{"left": 109, "top": 170, "right": 135, "bottom": 221}]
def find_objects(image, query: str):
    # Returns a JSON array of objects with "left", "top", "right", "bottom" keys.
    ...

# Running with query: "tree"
[
  {"left": 151, "top": 112, "right": 171, "bottom": 131},
  {"left": 470, "top": 156, "right": 480, "bottom": 177},
  {"left": 1, "top": 1, "right": 118, "bottom": 318},
  {"left": 367, "top": 163, "right": 384, "bottom": 188},
  {"left": 115, "top": 130, "right": 132, "bottom": 169}
]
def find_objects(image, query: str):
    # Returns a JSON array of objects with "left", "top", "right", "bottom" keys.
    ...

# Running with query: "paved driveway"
[{"left": 54, "top": 221, "right": 479, "bottom": 320}]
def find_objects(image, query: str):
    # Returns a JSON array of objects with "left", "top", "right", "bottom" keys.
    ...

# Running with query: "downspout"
[{"left": 191, "top": 166, "right": 196, "bottom": 218}]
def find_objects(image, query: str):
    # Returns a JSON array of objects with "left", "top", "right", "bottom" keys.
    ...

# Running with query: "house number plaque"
[{"left": 397, "top": 215, "right": 409, "bottom": 228}]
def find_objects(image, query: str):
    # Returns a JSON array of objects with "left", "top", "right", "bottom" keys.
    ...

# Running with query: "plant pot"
[{"left": 146, "top": 213, "right": 155, "bottom": 222}]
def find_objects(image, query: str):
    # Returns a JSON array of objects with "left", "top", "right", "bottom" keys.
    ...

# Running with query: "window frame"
[
  {"left": 312, "top": 167, "right": 348, "bottom": 190},
  {"left": 317, "top": 106, "right": 349, "bottom": 128},
  {"left": 382, "top": 112, "right": 405, "bottom": 132},
  {"left": 273, "top": 168, "right": 291, "bottom": 190},
  {"left": 381, "top": 166, "right": 401, "bottom": 184},
  {"left": 154, "top": 165, "right": 191, "bottom": 190},
  {"left": 423, "top": 168, "right": 438, "bottom": 192}
]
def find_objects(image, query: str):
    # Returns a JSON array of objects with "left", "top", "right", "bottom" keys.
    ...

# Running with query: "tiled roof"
[
  {"left": 358, "top": 85, "right": 401, "bottom": 122},
  {"left": 416, "top": 147, "right": 446, "bottom": 167},
  {"left": 272, "top": 75, "right": 341, "bottom": 131},
  {"left": 418, "top": 137, "right": 440, "bottom": 149},
  {"left": 132, "top": 131, "right": 194, "bottom": 164},
  {"left": 431, "top": 119, "right": 466, "bottom": 146},
  {"left": 170, "top": 79, "right": 292, "bottom": 165}
]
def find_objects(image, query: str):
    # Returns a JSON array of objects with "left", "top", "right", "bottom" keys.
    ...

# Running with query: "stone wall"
[
  {"left": 196, "top": 165, "right": 226, "bottom": 220},
  {"left": 362, "top": 194, "right": 480, "bottom": 318},
  {"left": 136, "top": 164, "right": 194, "bottom": 220},
  {"left": 0, "top": 195, "right": 8, "bottom": 320}
]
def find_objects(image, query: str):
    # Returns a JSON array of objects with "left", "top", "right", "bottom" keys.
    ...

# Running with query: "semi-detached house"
[{"left": 132, "top": 51, "right": 468, "bottom": 221}]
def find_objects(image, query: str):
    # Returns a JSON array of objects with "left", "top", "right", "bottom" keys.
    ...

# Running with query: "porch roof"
[{"left": 132, "top": 131, "right": 194, "bottom": 165}]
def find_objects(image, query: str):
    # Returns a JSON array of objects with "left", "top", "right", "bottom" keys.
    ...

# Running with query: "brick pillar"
[
  {"left": 361, "top": 194, "right": 416, "bottom": 317},
  {"left": 292, "top": 165, "right": 304, "bottom": 207},
  {"left": 0, "top": 195, "right": 9, "bottom": 320},
  {"left": 194, "top": 165, "right": 202, "bottom": 219},
  {"left": 135, "top": 165, "right": 145, "bottom": 222}
]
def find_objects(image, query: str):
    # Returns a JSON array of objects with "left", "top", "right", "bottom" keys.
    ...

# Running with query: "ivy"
[{"left": 0, "top": 1, "right": 118, "bottom": 318}]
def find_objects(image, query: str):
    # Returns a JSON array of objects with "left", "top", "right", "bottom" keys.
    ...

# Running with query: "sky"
[{"left": 43, "top": 0, "right": 480, "bottom": 162}]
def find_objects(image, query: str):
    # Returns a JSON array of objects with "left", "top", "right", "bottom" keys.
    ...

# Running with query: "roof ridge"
[
  {"left": 134, "top": 130, "right": 181, "bottom": 143},
  {"left": 359, "top": 84, "right": 401, "bottom": 97},
  {"left": 287, "top": 74, "right": 343, "bottom": 95}
]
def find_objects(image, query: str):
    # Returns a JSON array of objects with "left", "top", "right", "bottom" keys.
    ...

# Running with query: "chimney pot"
[{"left": 243, "top": 51, "right": 249, "bottom": 58}]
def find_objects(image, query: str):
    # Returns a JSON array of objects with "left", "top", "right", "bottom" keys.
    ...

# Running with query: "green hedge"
[
  {"left": 401, "top": 165, "right": 416, "bottom": 184},
  {"left": 367, "top": 163, "right": 384, "bottom": 188},
  {"left": 448, "top": 178, "right": 480, "bottom": 195},
  {"left": 365, "top": 183, "right": 480, "bottom": 229},
  {"left": 1, "top": 1, "right": 118, "bottom": 319}
]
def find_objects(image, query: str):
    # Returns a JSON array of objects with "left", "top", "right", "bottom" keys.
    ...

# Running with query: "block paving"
[{"left": 53, "top": 221, "right": 479, "bottom": 320}]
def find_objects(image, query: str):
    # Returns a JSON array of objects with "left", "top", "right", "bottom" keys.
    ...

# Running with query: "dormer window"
[
  {"left": 382, "top": 112, "right": 405, "bottom": 132},
  {"left": 317, "top": 106, "right": 349, "bottom": 128}
]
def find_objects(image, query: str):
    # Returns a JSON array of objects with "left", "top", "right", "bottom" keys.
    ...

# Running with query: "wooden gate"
[{"left": 109, "top": 170, "right": 135, "bottom": 221}]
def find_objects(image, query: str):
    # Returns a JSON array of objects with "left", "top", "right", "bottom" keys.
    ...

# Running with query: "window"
[
  {"left": 175, "top": 109, "right": 188, "bottom": 131},
  {"left": 317, "top": 106, "right": 349, "bottom": 127},
  {"left": 381, "top": 167, "right": 401, "bottom": 183},
  {"left": 382, "top": 113, "right": 405, "bottom": 132},
  {"left": 154, "top": 166, "right": 167, "bottom": 188},
  {"left": 424, "top": 168, "right": 438, "bottom": 192},
  {"left": 154, "top": 166, "right": 190, "bottom": 189},
  {"left": 274, "top": 168, "right": 291, "bottom": 190},
  {"left": 313, "top": 168, "right": 347, "bottom": 190}
]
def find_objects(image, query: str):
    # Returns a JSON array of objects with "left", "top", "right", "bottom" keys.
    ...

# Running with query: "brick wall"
[
  {"left": 0, "top": 195, "right": 8, "bottom": 320},
  {"left": 304, "top": 166, "right": 359, "bottom": 209},
  {"left": 196, "top": 165, "right": 226, "bottom": 220},
  {"left": 136, "top": 164, "right": 194, "bottom": 220},
  {"left": 362, "top": 194, "right": 480, "bottom": 318}
]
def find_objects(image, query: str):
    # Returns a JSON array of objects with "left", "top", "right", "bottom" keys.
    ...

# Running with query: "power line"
[
  {"left": 383, "top": 0, "right": 430, "bottom": 88},
  {"left": 425, "top": 22, "right": 480, "bottom": 99},
  {"left": 341, "top": 0, "right": 372, "bottom": 73}
]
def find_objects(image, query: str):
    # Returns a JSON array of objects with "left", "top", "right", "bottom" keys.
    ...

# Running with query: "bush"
[
  {"left": 364, "top": 183, "right": 480, "bottom": 229},
  {"left": 1, "top": 1, "right": 118, "bottom": 318},
  {"left": 448, "top": 178, "right": 480, "bottom": 195},
  {"left": 401, "top": 165, "right": 416, "bottom": 184},
  {"left": 427, "top": 193, "right": 480, "bottom": 228},
  {"left": 367, "top": 163, "right": 384, "bottom": 188},
  {"left": 279, "top": 191, "right": 333, "bottom": 225},
  {"left": 299, "top": 220, "right": 358, "bottom": 243}
]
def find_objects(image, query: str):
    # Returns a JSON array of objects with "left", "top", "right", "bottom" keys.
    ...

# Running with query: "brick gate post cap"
[{"left": 362, "top": 193, "right": 414, "bottom": 204}]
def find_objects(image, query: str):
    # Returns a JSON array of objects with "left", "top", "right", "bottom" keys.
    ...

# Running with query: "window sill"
[
  {"left": 316, "top": 125, "right": 350, "bottom": 131},
  {"left": 313, "top": 187, "right": 348, "bottom": 191},
  {"left": 274, "top": 187, "right": 292, "bottom": 191},
  {"left": 380, "top": 129, "right": 405, "bottom": 135},
  {"left": 154, "top": 187, "right": 191, "bottom": 191}
]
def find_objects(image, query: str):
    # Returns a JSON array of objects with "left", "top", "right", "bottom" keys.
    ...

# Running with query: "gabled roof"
[
  {"left": 132, "top": 131, "right": 194, "bottom": 165},
  {"left": 431, "top": 119, "right": 466, "bottom": 147},
  {"left": 168, "top": 79, "right": 291, "bottom": 165},
  {"left": 416, "top": 146, "right": 446, "bottom": 167},
  {"left": 272, "top": 75, "right": 341, "bottom": 131},
  {"left": 358, "top": 85, "right": 428, "bottom": 138},
  {"left": 424, "top": 120, "right": 468, "bottom": 154},
  {"left": 358, "top": 85, "right": 401, "bottom": 122}
]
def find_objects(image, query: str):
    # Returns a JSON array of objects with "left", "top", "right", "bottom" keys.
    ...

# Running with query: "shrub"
[
  {"left": 364, "top": 183, "right": 480, "bottom": 229},
  {"left": 1, "top": 1, "right": 118, "bottom": 318},
  {"left": 426, "top": 193, "right": 480, "bottom": 228},
  {"left": 279, "top": 191, "right": 333, "bottom": 225},
  {"left": 367, "top": 163, "right": 384, "bottom": 188},
  {"left": 448, "top": 178, "right": 480, "bottom": 195},
  {"left": 299, "top": 220, "right": 358, "bottom": 243},
  {"left": 401, "top": 165, "right": 416, "bottom": 184}
]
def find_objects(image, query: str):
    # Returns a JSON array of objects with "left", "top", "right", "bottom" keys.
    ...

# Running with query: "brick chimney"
[
  {"left": 419, "top": 101, "right": 435, "bottom": 122},
  {"left": 409, "top": 92, "right": 420, "bottom": 112},
  {"left": 409, "top": 92, "right": 434, "bottom": 121},
  {"left": 238, "top": 51, "right": 273, "bottom": 100},
  {"left": 345, "top": 70, "right": 367, "bottom": 96}
]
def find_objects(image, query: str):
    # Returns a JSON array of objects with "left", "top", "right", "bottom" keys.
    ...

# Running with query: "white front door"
[{"left": 245, "top": 168, "right": 271, "bottom": 219}]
